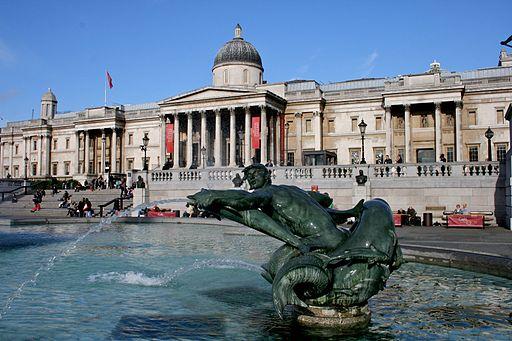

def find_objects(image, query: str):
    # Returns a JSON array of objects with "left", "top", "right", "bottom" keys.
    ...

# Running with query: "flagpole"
[{"left": 104, "top": 70, "right": 107, "bottom": 107}]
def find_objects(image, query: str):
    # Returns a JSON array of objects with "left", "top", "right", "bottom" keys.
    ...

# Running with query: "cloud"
[
  {"left": 0, "top": 39, "right": 15, "bottom": 64},
  {"left": 361, "top": 51, "right": 378, "bottom": 77}
]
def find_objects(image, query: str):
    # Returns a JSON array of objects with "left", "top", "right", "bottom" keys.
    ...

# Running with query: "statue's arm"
[
  {"left": 326, "top": 199, "right": 364, "bottom": 224},
  {"left": 188, "top": 189, "right": 269, "bottom": 212}
]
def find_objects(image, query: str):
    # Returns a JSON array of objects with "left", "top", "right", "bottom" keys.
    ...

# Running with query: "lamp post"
[
  {"left": 285, "top": 122, "right": 290, "bottom": 166},
  {"left": 140, "top": 133, "right": 149, "bottom": 171},
  {"left": 358, "top": 119, "right": 367, "bottom": 164},
  {"left": 237, "top": 129, "right": 244, "bottom": 167},
  {"left": 24, "top": 156, "right": 28, "bottom": 180},
  {"left": 485, "top": 127, "right": 494, "bottom": 161},
  {"left": 200, "top": 146, "right": 206, "bottom": 169}
]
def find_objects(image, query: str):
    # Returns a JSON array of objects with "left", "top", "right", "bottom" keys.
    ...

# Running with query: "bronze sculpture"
[{"left": 188, "top": 164, "right": 402, "bottom": 328}]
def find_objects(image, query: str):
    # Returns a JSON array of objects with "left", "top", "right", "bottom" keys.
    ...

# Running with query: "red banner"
[
  {"left": 166, "top": 123, "right": 174, "bottom": 153},
  {"left": 251, "top": 116, "right": 260, "bottom": 149},
  {"left": 393, "top": 214, "right": 402, "bottom": 227},
  {"left": 448, "top": 215, "right": 484, "bottom": 228}
]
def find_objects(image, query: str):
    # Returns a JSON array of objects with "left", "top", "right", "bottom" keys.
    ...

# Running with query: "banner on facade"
[
  {"left": 447, "top": 215, "right": 484, "bottom": 228},
  {"left": 166, "top": 123, "right": 174, "bottom": 153},
  {"left": 251, "top": 116, "right": 260, "bottom": 149}
]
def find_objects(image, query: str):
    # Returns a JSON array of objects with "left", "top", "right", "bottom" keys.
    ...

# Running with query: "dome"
[
  {"left": 213, "top": 24, "right": 263, "bottom": 70},
  {"left": 42, "top": 88, "right": 57, "bottom": 102}
]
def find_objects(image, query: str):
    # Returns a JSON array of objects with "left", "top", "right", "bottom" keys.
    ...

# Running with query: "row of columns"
[
  {"left": 0, "top": 135, "right": 51, "bottom": 178},
  {"left": 384, "top": 101, "right": 463, "bottom": 162},
  {"left": 74, "top": 128, "right": 122, "bottom": 176},
  {"left": 165, "top": 105, "right": 282, "bottom": 169}
]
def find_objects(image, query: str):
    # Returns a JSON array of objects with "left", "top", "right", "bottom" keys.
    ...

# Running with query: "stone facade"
[{"left": 1, "top": 26, "right": 511, "bottom": 180}]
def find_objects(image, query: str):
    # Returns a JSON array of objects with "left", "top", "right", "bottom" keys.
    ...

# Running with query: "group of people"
[
  {"left": 396, "top": 206, "right": 421, "bottom": 226},
  {"left": 31, "top": 189, "right": 46, "bottom": 212},
  {"left": 453, "top": 203, "right": 470, "bottom": 215},
  {"left": 66, "top": 197, "right": 94, "bottom": 217}
]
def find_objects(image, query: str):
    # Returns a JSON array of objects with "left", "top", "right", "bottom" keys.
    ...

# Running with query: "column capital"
[
  {"left": 199, "top": 109, "right": 206, "bottom": 115},
  {"left": 312, "top": 111, "right": 322, "bottom": 117},
  {"left": 259, "top": 104, "right": 266, "bottom": 111},
  {"left": 294, "top": 112, "right": 303, "bottom": 118},
  {"left": 229, "top": 107, "right": 236, "bottom": 114},
  {"left": 434, "top": 102, "right": 442, "bottom": 110},
  {"left": 384, "top": 105, "right": 391, "bottom": 113},
  {"left": 403, "top": 103, "right": 411, "bottom": 111},
  {"left": 214, "top": 108, "right": 221, "bottom": 115},
  {"left": 244, "top": 105, "right": 251, "bottom": 112},
  {"left": 455, "top": 100, "right": 463, "bottom": 109}
]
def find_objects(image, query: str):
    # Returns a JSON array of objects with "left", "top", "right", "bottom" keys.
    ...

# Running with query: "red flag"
[{"left": 106, "top": 71, "right": 113, "bottom": 89}]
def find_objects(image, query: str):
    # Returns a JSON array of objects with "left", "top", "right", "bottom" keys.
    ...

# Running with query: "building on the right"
[{"left": 284, "top": 51, "right": 512, "bottom": 166}]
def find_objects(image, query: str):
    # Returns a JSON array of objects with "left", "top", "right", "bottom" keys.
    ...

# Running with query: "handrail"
[
  {"left": 98, "top": 197, "right": 124, "bottom": 217},
  {"left": 0, "top": 185, "right": 31, "bottom": 201}
]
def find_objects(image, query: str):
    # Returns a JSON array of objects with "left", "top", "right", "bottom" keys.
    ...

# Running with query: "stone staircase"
[{"left": 0, "top": 189, "right": 132, "bottom": 218}]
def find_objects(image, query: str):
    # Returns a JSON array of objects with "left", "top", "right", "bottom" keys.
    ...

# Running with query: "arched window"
[
  {"left": 243, "top": 69, "right": 248, "bottom": 84},
  {"left": 223, "top": 69, "right": 229, "bottom": 84},
  {"left": 259, "top": 72, "right": 262, "bottom": 84}
]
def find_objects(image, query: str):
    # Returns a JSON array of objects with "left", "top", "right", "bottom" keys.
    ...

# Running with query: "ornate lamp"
[
  {"left": 358, "top": 119, "right": 367, "bottom": 164},
  {"left": 485, "top": 127, "right": 494, "bottom": 161}
]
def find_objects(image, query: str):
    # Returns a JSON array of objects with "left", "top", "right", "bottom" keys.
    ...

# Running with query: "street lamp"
[
  {"left": 140, "top": 133, "right": 149, "bottom": 171},
  {"left": 485, "top": 127, "right": 494, "bottom": 161},
  {"left": 200, "top": 146, "right": 206, "bottom": 169},
  {"left": 24, "top": 156, "right": 29, "bottom": 180},
  {"left": 358, "top": 119, "right": 367, "bottom": 164},
  {"left": 285, "top": 122, "right": 290, "bottom": 166},
  {"left": 237, "top": 129, "right": 244, "bottom": 167}
]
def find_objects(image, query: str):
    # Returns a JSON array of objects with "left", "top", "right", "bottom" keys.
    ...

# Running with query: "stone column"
[
  {"left": 455, "top": 101, "right": 463, "bottom": 162},
  {"left": 112, "top": 128, "right": 117, "bottom": 173},
  {"left": 84, "top": 131, "right": 90, "bottom": 174},
  {"left": 101, "top": 129, "right": 106, "bottom": 175},
  {"left": 244, "top": 106, "right": 251, "bottom": 166},
  {"left": 160, "top": 115, "right": 166, "bottom": 167},
  {"left": 229, "top": 107, "right": 237, "bottom": 167},
  {"left": 75, "top": 131, "right": 81, "bottom": 175},
  {"left": 435, "top": 102, "right": 442, "bottom": 162},
  {"left": 9, "top": 142, "right": 13, "bottom": 176},
  {"left": 276, "top": 111, "right": 282, "bottom": 165},
  {"left": 173, "top": 113, "right": 180, "bottom": 169},
  {"left": 45, "top": 135, "right": 51, "bottom": 176},
  {"left": 313, "top": 111, "right": 323, "bottom": 151},
  {"left": 186, "top": 112, "right": 193, "bottom": 168},
  {"left": 0, "top": 142, "right": 3, "bottom": 178},
  {"left": 200, "top": 111, "right": 207, "bottom": 168},
  {"left": 269, "top": 114, "right": 275, "bottom": 163},
  {"left": 295, "top": 112, "right": 303, "bottom": 166},
  {"left": 385, "top": 106, "right": 392, "bottom": 157},
  {"left": 23, "top": 137, "right": 28, "bottom": 179},
  {"left": 404, "top": 104, "right": 411, "bottom": 163},
  {"left": 214, "top": 109, "right": 222, "bottom": 167},
  {"left": 38, "top": 135, "right": 43, "bottom": 176},
  {"left": 260, "top": 105, "right": 268, "bottom": 164}
]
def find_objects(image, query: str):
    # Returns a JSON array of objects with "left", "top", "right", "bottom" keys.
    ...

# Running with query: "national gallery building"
[{"left": 1, "top": 25, "right": 511, "bottom": 180}]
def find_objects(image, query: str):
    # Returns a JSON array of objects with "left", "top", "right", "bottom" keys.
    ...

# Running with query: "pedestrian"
[
  {"left": 384, "top": 155, "right": 392, "bottom": 164},
  {"left": 440, "top": 153, "right": 447, "bottom": 162}
]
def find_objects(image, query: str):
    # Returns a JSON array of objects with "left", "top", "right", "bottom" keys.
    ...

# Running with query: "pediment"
[{"left": 160, "top": 86, "right": 261, "bottom": 105}]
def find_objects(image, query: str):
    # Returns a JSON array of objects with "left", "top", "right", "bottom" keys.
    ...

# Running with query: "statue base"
[{"left": 296, "top": 304, "right": 371, "bottom": 330}]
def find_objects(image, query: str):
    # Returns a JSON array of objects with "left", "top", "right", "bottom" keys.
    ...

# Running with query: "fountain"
[
  {"left": 0, "top": 168, "right": 511, "bottom": 338},
  {"left": 188, "top": 164, "right": 402, "bottom": 330}
]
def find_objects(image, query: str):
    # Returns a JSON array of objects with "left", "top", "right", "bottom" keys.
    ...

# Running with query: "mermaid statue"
[{"left": 188, "top": 164, "right": 403, "bottom": 329}]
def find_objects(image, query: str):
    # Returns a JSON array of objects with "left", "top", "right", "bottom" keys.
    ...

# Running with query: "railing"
[
  {"left": 98, "top": 197, "right": 124, "bottom": 217},
  {"left": 147, "top": 161, "right": 502, "bottom": 184},
  {"left": 0, "top": 185, "right": 31, "bottom": 201}
]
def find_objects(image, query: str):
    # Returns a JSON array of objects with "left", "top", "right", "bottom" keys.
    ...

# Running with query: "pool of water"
[{"left": 0, "top": 222, "right": 511, "bottom": 340}]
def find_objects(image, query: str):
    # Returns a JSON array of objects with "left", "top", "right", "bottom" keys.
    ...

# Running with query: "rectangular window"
[
  {"left": 375, "top": 117, "right": 382, "bottom": 131},
  {"left": 446, "top": 146, "right": 454, "bottom": 163},
  {"left": 469, "top": 146, "right": 479, "bottom": 162},
  {"left": 328, "top": 119, "right": 335, "bottom": 133},
  {"left": 33, "top": 140, "right": 37, "bottom": 151},
  {"left": 496, "top": 143, "right": 507, "bottom": 162},
  {"left": 32, "top": 163, "right": 37, "bottom": 176},
  {"left": 14, "top": 145, "right": 18, "bottom": 155},
  {"left": 305, "top": 119, "right": 312, "bottom": 133},
  {"left": 374, "top": 148, "right": 385, "bottom": 164},
  {"left": 468, "top": 110, "right": 477, "bottom": 125},
  {"left": 53, "top": 139, "right": 57, "bottom": 150},
  {"left": 351, "top": 118, "right": 358, "bottom": 132},
  {"left": 128, "top": 133, "right": 134, "bottom": 145},
  {"left": 65, "top": 138, "right": 70, "bottom": 149},
  {"left": 52, "top": 162, "right": 58, "bottom": 176},
  {"left": 497, "top": 109, "right": 504, "bottom": 124},
  {"left": 64, "top": 162, "right": 70, "bottom": 175},
  {"left": 349, "top": 148, "right": 361, "bottom": 164},
  {"left": 286, "top": 152, "right": 294, "bottom": 166},
  {"left": 127, "top": 158, "right": 134, "bottom": 171}
]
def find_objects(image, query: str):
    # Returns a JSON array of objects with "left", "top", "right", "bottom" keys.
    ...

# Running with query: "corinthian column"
[
  {"left": 260, "top": 105, "right": 268, "bottom": 164},
  {"left": 295, "top": 112, "right": 303, "bottom": 166},
  {"left": 101, "top": 129, "right": 106, "bottom": 175},
  {"left": 435, "top": 102, "right": 442, "bottom": 162},
  {"left": 200, "top": 110, "right": 207, "bottom": 168},
  {"left": 173, "top": 113, "right": 180, "bottom": 169},
  {"left": 244, "top": 106, "right": 251, "bottom": 166},
  {"left": 313, "top": 111, "right": 323, "bottom": 150},
  {"left": 385, "top": 106, "right": 392, "bottom": 158},
  {"left": 229, "top": 107, "right": 237, "bottom": 167},
  {"left": 84, "top": 131, "right": 89, "bottom": 174},
  {"left": 112, "top": 128, "right": 117, "bottom": 172},
  {"left": 214, "top": 109, "right": 221, "bottom": 167},
  {"left": 276, "top": 111, "right": 282, "bottom": 165},
  {"left": 186, "top": 112, "right": 193, "bottom": 168},
  {"left": 404, "top": 104, "right": 411, "bottom": 163},
  {"left": 75, "top": 131, "right": 80, "bottom": 175},
  {"left": 38, "top": 136, "right": 43, "bottom": 176},
  {"left": 455, "top": 101, "right": 463, "bottom": 161}
]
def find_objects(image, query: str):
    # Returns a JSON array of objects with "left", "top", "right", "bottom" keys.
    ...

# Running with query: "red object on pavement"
[
  {"left": 393, "top": 214, "right": 402, "bottom": 227},
  {"left": 147, "top": 210, "right": 176, "bottom": 218},
  {"left": 448, "top": 215, "right": 484, "bottom": 228}
]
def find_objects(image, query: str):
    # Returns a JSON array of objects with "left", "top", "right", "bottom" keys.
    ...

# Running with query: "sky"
[{"left": 0, "top": 0, "right": 511, "bottom": 124}]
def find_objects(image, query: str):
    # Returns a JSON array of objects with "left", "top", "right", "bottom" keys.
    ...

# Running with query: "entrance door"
[{"left": 416, "top": 148, "right": 435, "bottom": 163}]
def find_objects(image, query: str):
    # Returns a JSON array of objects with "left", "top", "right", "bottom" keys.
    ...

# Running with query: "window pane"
[
  {"left": 497, "top": 144, "right": 507, "bottom": 162},
  {"left": 446, "top": 147, "right": 454, "bottom": 162},
  {"left": 469, "top": 146, "right": 478, "bottom": 162}
]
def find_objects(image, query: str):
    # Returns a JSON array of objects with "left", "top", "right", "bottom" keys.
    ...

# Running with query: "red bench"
[
  {"left": 147, "top": 210, "right": 177, "bottom": 218},
  {"left": 447, "top": 214, "right": 484, "bottom": 229}
]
